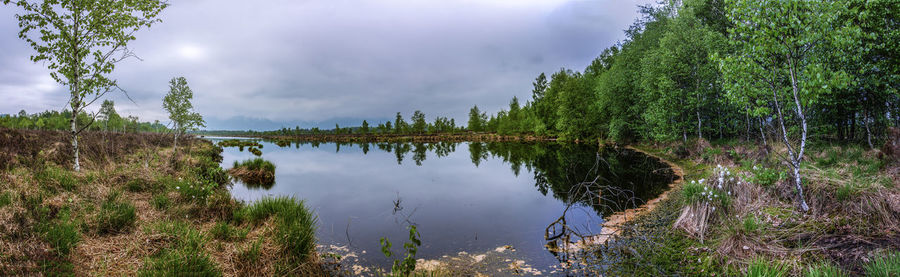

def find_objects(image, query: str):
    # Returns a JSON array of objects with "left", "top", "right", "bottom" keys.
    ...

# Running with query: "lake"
[{"left": 208, "top": 137, "right": 676, "bottom": 274}]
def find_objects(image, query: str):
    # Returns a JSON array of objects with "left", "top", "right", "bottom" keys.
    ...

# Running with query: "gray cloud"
[{"left": 0, "top": 0, "right": 652, "bottom": 129}]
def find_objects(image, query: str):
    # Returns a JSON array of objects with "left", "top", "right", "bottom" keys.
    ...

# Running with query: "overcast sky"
[{"left": 0, "top": 0, "right": 652, "bottom": 130}]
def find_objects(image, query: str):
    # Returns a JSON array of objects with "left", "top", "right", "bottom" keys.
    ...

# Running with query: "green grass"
[
  {"left": 238, "top": 238, "right": 263, "bottom": 264},
  {"left": 209, "top": 222, "right": 247, "bottom": 241},
  {"left": 746, "top": 258, "right": 789, "bottom": 277},
  {"left": 742, "top": 215, "right": 760, "bottom": 234},
  {"left": 237, "top": 196, "right": 317, "bottom": 262},
  {"left": 34, "top": 165, "right": 76, "bottom": 192},
  {"left": 865, "top": 251, "right": 900, "bottom": 277},
  {"left": 803, "top": 263, "right": 846, "bottom": 277},
  {"left": 151, "top": 194, "right": 170, "bottom": 210},
  {"left": 749, "top": 166, "right": 785, "bottom": 188},
  {"left": 0, "top": 191, "right": 11, "bottom": 208},
  {"left": 232, "top": 158, "right": 275, "bottom": 172},
  {"left": 43, "top": 211, "right": 81, "bottom": 256},
  {"left": 140, "top": 220, "right": 221, "bottom": 276},
  {"left": 95, "top": 192, "right": 136, "bottom": 234}
]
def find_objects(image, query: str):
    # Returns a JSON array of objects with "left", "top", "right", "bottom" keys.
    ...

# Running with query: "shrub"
[
  {"left": 746, "top": 258, "right": 788, "bottom": 277},
  {"left": 749, "top": 165, "right": 784, "bottom": 188},
  {"left": 95, "top": 192, "right": 136, "bottom": 234},
  {"left": 865, "top": 251, "right": 900, "bottom": 277},
  {"left": 804, "top": 263, "right": 846, "bottom": 277},
  {"left": 151, "top": 194, "right": 170, "bottom": 210}
]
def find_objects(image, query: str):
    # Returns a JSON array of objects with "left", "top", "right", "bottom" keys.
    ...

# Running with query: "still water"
[{"left": 208, "top": 137, "right": 675, "bottom": 273}]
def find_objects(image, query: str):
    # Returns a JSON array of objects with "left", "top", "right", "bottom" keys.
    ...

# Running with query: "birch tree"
[
  {"left": 720, "top": 0, "right": 857, "bottom": 212},
  {"left": 163, "top": 77, "right": 204, "bottom": 159},
  {"left": 3, "top": 0, "right": 168, "bottom": 171}
]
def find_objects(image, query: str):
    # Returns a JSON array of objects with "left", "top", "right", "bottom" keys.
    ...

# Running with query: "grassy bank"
[
  {"left": 228, "top": 158, "right": 276, "bottom": 186},
  {"left": 594, "top": 139, "right": 900, "bottom": 276},
  {"left": 0, "top": 128, "right": 324, "bottom": 276}
]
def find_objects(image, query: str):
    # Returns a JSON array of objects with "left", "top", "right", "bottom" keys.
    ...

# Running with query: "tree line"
[{"left": 0, "top": 101, "right": 167, "bottom": 133}]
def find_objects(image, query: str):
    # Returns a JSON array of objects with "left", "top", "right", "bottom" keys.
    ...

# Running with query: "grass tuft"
[
  {"left": 95, "top": 192, "right": 136, "bottom": 234},
  {"left": 151, "top": 194, "right": 170, "bottom": 210},
  {"left": 238, "top": 196, "right": 317, "bottom": 263},
  {"left": 209, "top": 222, "right": 247, "bottom": 241},
  {"left": 43, "top": 211, "right": 81, "bottom": 256},
  {"left": 140, "top": 220, "right": 221, "bottom": 276},
  {"left": 865, "top": 251, "right": 900, "bottom": 277},
  {"left": 804, "top": 263, "right": 846, "bottom": 277},
  {"left": 746, "top": 258, "right": 789, "bottom": 277}
]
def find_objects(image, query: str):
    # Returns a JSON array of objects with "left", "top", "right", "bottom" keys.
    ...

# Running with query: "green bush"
[
  {"left": 95, "top": 192, "right": 136, "bottom": 234},
  {"left": 746, "top": 258, "right": 788, "bottom": 277},
  {"left": 749, "top": 166, "right": 785, "bottom": 188},
  {"left": 865, "top": 251, "right": 900, "bottom": 277},
  {"left": 151, "top": 194, "right": 170, "bottom": 210},
  {"left": 804, "top": 263, "right": 846, "bottom": 277}
]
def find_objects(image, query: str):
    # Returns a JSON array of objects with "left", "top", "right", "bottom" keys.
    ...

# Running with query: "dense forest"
[{"left": 479, "top": 0, "right": 898, "bottom": 145}]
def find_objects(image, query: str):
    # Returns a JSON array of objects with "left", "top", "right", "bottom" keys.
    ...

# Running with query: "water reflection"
[{"left": 215, "top": 138, "right": 675, "bottom": 272}]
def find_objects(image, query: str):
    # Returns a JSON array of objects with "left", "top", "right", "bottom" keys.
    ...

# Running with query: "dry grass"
[{"left": 0, "top": 129, "right": 328, "bottom": 276}]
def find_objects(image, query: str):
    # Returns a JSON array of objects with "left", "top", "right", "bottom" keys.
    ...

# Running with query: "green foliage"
[
  {"left": 163, "top": 76, "right": 205, "bottom": 155},
  {"left": 682, "top": 180, "right": 730, "bottom": 208},
  {"left": 749, "top": 166, "right": 785, "bottom": 188},
  {"left": 746, "top": 258, "right": 789, "bottom": 277},
  {"left": 865, "top": 251, "right": 900, "bottom": 277},
  {"left": 95, "top": 192, "right": 136, "bottom": 234},
  {"left": 742, "top": 215, "right": 760, "bottom": 234},
  {"left": 380, "top": 225, "right": 422, "bottom": 276}
]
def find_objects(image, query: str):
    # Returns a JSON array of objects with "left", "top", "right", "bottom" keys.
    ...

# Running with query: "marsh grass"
[
  {"left": 228, "top": 158, "right": 276, "bottom": 185},
  {"left": 95, "top": 191, "right": 136, "bottom": 234},
  {"left": 0, "top": 191, "right": 11, "bottom": 208},
  {"left": 865, "top": 251, "right": 900, "bottom": 277},
  {"left": 151, "top": 194, "right": 170, "bottom": 210},
  {"left": 43, "top": 210, "right": 80, "bottom": 256},
  {"left": 139, "top": 220, "right": 221, "bottom": 276},
  {"left": 237, "top": 196, "right": 317, "bottom": 263},
  {"left": 209, "top": 222, "right": 247, "bottom": 241},
  {"left": 746, "top": 258, "right": 789, "bottom": 277},
  {"left": 34, "top": 165, "right": 76, "bottom": 192},
  {"left": 803, "top": 263, "right": 846, "bottom": 277}
]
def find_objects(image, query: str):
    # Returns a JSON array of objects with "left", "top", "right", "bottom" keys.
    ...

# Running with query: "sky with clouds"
[{"left": 0, "top": 0, "right": 653, "bottom": 130}]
